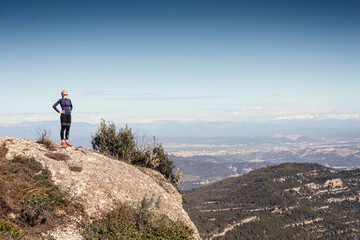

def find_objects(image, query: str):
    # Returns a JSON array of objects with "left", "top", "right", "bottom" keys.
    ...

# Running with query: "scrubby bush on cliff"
[
  {"left": 131, "top": 137, "right": 175, "bottom": 182},
  {"left": 83, "top": 197, "right": 193, "bottom": 239},
  {"left": 91, "top": 119, "right": 177, "bottom": 184},
  {"left": 91, "top": 120, "right": 135, "bottom": 162},
  {"left": 35, "top": 128, "right": 56, "bottom": 151}
]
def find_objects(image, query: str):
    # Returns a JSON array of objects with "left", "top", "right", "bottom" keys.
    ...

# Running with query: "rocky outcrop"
[
  {"left": 0, "top": 137, "right": 200, "bottom": 239},
  {"left": 323, "top": 178, "right": 343, "bottom": 188}
]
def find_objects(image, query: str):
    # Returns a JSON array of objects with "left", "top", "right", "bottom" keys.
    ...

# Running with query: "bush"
[
  {"left": 36, "top": 128, "right": 56, "bottom": 151},
  {"left": 91, "top": 119, "right": 177, "bottom": 184},
  {"left": 91, "top": 119, "right": 134, "bottom": 163},
  {"left": 83, "top": 197, "right": 194, "bottom": 240},
  {"left": 131, "top": 138, "right": 176, "bottom": 183}
]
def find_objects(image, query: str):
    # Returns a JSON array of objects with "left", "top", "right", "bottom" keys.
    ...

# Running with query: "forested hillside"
[{"left": 183, "top": 163, "right": 360, "bottom": 239}]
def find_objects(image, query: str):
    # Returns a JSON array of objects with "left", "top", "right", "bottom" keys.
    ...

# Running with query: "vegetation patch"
[
  {"left": 0, "top": 219, "right": 23, "bottom": 239},
  {"left": 36, "top": 128, "right": 56, "bottom": 151},
  {"left": 83, "top": 197, "right": 194, "bottom": 240},
  {"left": 0, "top": 146, "right": 8, "bottom": 158},
  {"left": 45, "top": 152, "right": 70, "bottom": 161},
  {"left": 12, "top": 155, "right": 43, "bottom": 170},
  {"left": 91, "top": 119, "right": 182, "bottom": 186},
  {"left": 69, "top": 166, "right": 83, "bottom": 172},
  {"left": 0, "top": 154, "right": 82, "bottom": 238},
  {"left": 21, "top": 168, "right": 67, "bottom": 227}
]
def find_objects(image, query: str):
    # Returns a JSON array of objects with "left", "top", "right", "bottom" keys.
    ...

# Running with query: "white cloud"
[
  {"left": 322, "top": 113, "right": 360, "bottom": 120},
  {"left": 272, "top": 113, "right": 360, "bottom": 121},
  {"left": 229, "top": 112, "right": 240, "bottom": 116},
  {"left": 272, "top": 114, "right": 317, "bottom": 120}
]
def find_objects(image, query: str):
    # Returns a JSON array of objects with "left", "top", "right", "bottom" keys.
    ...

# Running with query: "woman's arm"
[{"left": 53, "top": 99, "right": 62, "bottom": 113}]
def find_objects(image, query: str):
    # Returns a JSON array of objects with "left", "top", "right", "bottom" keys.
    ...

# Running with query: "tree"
[
  {"left": 91, "top": 119, "right": 177, "bottom": 184},
  {"left": 152, "top": 141, "right": 175, "bottom": 182},
  {"left": 131, "top": 137, "right": 176, "bottom": 184},
  {"left": 91, "top": 119, "right": 135, "bottom": 163}
]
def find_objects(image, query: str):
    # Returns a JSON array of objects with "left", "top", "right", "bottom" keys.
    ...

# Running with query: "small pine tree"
[
  {"left": 151, "top": 141, "right": 175, "bottom": 183},
  {"left": 174, "top": 168, "right": 184, "bottom": 189}
]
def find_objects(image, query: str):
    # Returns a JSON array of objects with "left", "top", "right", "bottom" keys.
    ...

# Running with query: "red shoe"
[
  {"left": 61, "top": 141, "right": 67, "bottom": 146},
  {"left": 66, "top": 142, "right": 73, "bottom": 147}
]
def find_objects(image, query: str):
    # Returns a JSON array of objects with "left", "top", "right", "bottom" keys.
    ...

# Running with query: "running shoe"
[
  {"left": 61, "top": 141, "right": 67, "bottom": 146},
  {"left": 66, "top": 142, "right": 73, "bottom": 147}
]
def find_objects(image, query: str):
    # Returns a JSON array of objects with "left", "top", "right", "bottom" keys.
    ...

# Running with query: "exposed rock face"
[
  {"left": 0, "top": 137, "right": 200, "bottom": 239},
  {"left": 323, "top": 178, "right": 343, "bottom": 188}
]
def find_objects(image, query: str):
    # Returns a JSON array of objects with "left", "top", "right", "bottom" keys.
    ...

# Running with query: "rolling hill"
[{"left": 183, "top": 163, "right": 360, "bottom": 239}]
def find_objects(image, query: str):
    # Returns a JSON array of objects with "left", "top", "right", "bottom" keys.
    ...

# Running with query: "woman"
[{"left": 53, "top": 90, "right": 73, "bottom": 146}]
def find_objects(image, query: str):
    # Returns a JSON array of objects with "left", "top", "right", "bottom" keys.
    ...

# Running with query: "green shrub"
[
  {"left": 152, "top": 142, "right": 175, "bottom": 182},
  {"left": 91, "top": 119, "right": 135, "bottom": 162},
  {"left": 91, "top": 119, "right": 176, "bottom": 184},
  {"left": 83, "top": 198, "right": 194, "bottom": 240},
  {"left": 0, "top": 219, "right": 23, "bottom": 238}
]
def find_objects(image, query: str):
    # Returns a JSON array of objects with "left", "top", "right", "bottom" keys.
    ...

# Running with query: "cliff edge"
[{"left": 0, "top": 137, "right": 200, "bottom": 239}]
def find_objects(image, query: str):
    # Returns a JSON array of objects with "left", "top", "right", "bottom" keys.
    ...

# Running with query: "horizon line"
[{"left": 1, "top": 117, "right": 360, "bottom": 127}]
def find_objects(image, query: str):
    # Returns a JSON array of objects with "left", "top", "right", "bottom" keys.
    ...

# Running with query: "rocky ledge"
[{"left": 0, "top": 137, "right": 200, "bottom": 239}]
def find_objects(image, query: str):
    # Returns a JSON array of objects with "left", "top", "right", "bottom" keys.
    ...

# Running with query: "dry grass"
[
  {"left": 36, "top": 128, "right": 56, "bottom": 151},
  {"left": 41, "top": 139, "right": 57, "bottom": 151},
  {"left": 69, "top": 166, "right": 83, "bottom": 172},
  {"left": 0, "top": 154, "right": 83, "bottom": 238},
  {"left": 45, "top": 153, "right": 70, "bottom": 162},
  {"left": 0, "top": 146, "right": 8, "bottom": 158}
]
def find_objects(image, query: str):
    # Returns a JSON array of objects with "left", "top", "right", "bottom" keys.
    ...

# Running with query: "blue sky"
[{"left": 1, "top": 0, "right": 359, "bottom": 125}]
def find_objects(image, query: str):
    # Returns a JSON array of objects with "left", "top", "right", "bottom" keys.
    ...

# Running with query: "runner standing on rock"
[{"left": 53, "top": 90, "right": 73, "bottom": 147}]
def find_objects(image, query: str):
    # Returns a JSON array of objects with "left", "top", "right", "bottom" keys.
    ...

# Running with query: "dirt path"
[{"left": 212, "top": 216, "right": 259, "bottom": 239}]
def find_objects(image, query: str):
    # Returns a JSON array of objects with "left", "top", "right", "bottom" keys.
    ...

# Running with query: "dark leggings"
[{"left": 60, "top": 115, "right": 71, "bottom": 140}]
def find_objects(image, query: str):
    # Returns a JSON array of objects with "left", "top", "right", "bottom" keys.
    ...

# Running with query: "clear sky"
[{"left": 1, "top": 0, "right": 359, "bottom": 125}]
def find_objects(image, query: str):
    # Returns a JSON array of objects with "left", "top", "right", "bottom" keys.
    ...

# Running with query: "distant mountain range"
[{"left": 183, "top": 163, "right": 360, "bottom": 239}]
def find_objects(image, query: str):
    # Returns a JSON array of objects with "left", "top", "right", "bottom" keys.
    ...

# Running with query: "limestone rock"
[
  {"left": 323, "top": 178, "right": 343, "bottom": 188},
  {"left": 0, "top": 137, "right": 200, "bottom": 239}
]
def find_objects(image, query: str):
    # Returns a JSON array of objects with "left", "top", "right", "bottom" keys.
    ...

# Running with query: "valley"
[{"left": 170, "top": 140, "right": 360, "bottom": 190}]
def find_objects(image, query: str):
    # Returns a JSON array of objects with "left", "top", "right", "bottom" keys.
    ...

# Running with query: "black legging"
[{"left": 60, "top": 115, "right": 71, "bottom": 140}]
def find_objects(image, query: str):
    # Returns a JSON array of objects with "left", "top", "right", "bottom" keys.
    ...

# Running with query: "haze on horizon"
[{"left": 1, "top": 0, "right": 359, "bottom": 125}]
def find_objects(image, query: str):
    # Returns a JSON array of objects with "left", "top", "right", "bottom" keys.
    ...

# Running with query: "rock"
[
  {"left": 0, "top": 137, "right": 200, "bottom": 239},
  {"left": 323, "top": 178, "right": 343, "bottom": 188}
]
